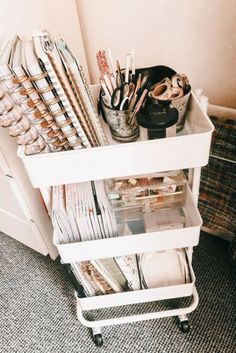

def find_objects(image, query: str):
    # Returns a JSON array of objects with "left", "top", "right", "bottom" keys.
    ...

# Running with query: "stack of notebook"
[
  {"left": 0, "top": 30, "right": 107, "bottom": 154},
  {"left": 52, "top": 181, "right": 118, "bottom": 243}
]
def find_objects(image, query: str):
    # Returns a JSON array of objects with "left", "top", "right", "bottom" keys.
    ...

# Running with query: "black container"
[
  {"left": 134, "top": 65, "right": 176, "bottom": 86},
  {"left": 137, "top": 100, "right": 178, "bottom": 140}
]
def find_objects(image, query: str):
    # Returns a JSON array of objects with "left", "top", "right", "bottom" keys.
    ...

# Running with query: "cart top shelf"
[{"left": 17, "top": 88, "right": 214, "bottom": 188}]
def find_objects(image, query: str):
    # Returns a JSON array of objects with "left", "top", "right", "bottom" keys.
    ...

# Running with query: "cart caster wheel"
[
  {"left": 180, "top": 320, "right": 190, "bottom": 333},
  {"left": 93, "top": 334, "right": 103, "bottom": 347}
]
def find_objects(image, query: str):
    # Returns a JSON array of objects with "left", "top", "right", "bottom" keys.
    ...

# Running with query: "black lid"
[
  {"left": 137, "top": 102, "right": 179, "bottom": 130},
  {"left": 135, "top": 65, "right": 176, "bottom": 86}
]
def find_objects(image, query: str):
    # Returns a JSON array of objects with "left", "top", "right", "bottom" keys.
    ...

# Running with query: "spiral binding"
[
  {"left": 30, "top": 63, "right": 82, "bottom": 150},
  {"left": 18, "top": 76, "right": 68, "bottom": 151},
  {"left": 30, "top": 72, "right": 48, "bottom": 81},
  {"left": 43, "top": 54, "right": 87, "bottom": 149},
  {"left": 55, "top": 36, "right": 107, "bottom": 146},
  {"left": 0, "top": 86, "right": 46, "bottom": 155},
  {"left": 64, "top": 66, "right": 99, "bottom": 147},
  {"left": 12, "top": 75, "right": 28, "bottom": 84},
  {"left": 0, "top": 71, "right": 58, "bottom": 153},
  {"left": 78, "top": 64, "right": 108, "bottom": 146},
  {"left": 1, "top": 72, "right": 39, "bottom": 123}
]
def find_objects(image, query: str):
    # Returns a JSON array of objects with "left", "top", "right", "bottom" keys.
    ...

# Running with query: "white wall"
[
  {"left": 77, "top": 0, "right": 236, "bottom": 108},
  {"left": 0, "top": 0, "right": 88, "bottom": 78}
]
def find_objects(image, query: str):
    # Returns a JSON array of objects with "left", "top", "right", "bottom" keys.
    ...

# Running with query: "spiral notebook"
[
  {"left": 10, "top": 36, "right": 64, "bottom": 152},
  {"left": 22, "top": 37, "right": 83, "bottom": 150},
  {"left": 1, "top": 30, "right": 106, "bottom": 154},
  {"left": 33, "top": 31, "right": 92, "bottom": 148},
  {"left": 55, "top": 37, "right": 107, "bottom": 146}
]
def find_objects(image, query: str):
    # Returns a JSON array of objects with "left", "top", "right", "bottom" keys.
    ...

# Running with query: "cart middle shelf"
[{"left": 54, "top": 185, "right": 201, "bottom": 263}]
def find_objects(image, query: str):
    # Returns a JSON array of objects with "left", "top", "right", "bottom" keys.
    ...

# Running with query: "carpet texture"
[{"left": 0, "top": 231, "right": 235, "bottom": 353}]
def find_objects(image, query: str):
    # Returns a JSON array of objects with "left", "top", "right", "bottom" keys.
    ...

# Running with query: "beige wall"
[
  {"left": 0, "top": 0, "right": 88, "bottom": 78},
  {"left": 77, "top": 0, "right": 236, "bottom": 108}
]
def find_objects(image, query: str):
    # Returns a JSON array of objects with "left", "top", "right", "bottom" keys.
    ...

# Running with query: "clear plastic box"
[{"left": 106, "top": 170, "right": 187, "bottom": 212}]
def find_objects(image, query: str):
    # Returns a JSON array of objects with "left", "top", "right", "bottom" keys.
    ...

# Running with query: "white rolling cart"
[{"left": 18, "top": 86, "right": 214, "bottom": 347}]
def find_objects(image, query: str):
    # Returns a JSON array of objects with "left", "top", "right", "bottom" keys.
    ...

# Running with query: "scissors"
[{"left": 111, "top": 82, "right": 130, "bottom": 110}]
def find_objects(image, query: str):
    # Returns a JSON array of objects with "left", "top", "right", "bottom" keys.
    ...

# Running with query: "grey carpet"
[{"left": 0, "top": 231, "right": 235, "bottom": 353}]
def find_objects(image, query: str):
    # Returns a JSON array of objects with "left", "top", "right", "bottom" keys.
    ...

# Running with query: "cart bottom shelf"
[{"left": 76, "top": 285, "right": 199, "bottom": 328}]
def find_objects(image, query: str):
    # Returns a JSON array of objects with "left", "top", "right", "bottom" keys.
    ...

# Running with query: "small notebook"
[
  {"left": 55, "top": 38, "right": 107, "bottom": 147},
  {"left": 33, "top": 30, "right": 92, "bottom": 148},
  {"left": 70, "top": 262, "right": 97, "bottom": 297},
  {"left": 79, "top": 261, "right": 114, "bottom": 295},
  {"left": 91, "top": 258, "right": 127, "bottom": 292}
]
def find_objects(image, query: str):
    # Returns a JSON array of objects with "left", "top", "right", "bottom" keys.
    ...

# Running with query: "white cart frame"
[{"left": 18, "top": 87, "right": 214, "bottom": 345}]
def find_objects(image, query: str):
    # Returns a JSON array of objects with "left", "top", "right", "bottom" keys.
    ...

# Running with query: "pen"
[
  {"left": 128, "top": 73, "right": 142, "bottom": 110},
  {"left": 106, "top": 47, "right": 117, "bottom": 89},
  {"left": 103, "top": 74, "right": 114, "bottom": 95},
  {"left": 131, "top": 48, "right": 135, "bottom": 81},
  {"left": 135, "top": 73, "right": 142, "bottom": 92},
  {"left": 116, "top": 60, "right": 123, "bottom": 85},
  {"left": 100, "top": 79, "right": 111, "bottom": 106},
  {"left": 110, "top": 74, "right": 117, "bottom": 90},
  {"left": 129, "top": 81, "right": 151, "bottom": 125},
  {"left": 125, "top": 54, "right": 131, "bottom": 83},
  {"left": 107, "top": 47, "right": 116, "bottom": 77},
  {"left": 140, "top": 75, "right": 148, "bottom": 90}
]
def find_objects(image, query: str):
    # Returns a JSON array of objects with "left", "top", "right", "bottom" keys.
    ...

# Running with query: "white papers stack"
[
  {"left": 52, "top": 185, "right": 75, "bottom": 244},
  {"left": 52, "top": 180, "right": 118, "bottom": 244}
]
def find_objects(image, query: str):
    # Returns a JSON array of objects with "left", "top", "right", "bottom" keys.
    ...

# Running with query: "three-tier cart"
[{"left": 18, "top": 86, "right": 214, "bottom": 347}]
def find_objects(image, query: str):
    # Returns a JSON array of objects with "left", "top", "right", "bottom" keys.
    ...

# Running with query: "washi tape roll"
[{"left": 152, "top": 82, "right": 172, "bottom": 100}]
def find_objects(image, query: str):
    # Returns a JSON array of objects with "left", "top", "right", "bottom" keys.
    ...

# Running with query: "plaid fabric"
[
  {"left": 199, "top": 115, "right": 236, "bottom": 251},
  {"left": 209, "top": 116, "right": 236, "bottom": 160}
]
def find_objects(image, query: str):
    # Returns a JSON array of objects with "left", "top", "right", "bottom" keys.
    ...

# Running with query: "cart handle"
[{"left": 76, "top": 286, "right": 199, "bottom": 328}]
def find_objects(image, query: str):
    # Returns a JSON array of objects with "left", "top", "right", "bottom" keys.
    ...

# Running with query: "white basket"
[
  {"left": 78, "top": 274, "right": 195, "bottom": 311},
  {"left": 17, "top": 87, "right": 214, "bottom": 188},
  {"left": 53, "top": 186, "right": 202, "bottom": 263},
  {"left": 77, "top": 249, "right": 195, "bottom": 312}
]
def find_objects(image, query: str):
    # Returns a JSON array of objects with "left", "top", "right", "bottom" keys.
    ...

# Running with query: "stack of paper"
[{"left": 52, "top": 180, "right": 118, "bottom": 244}]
